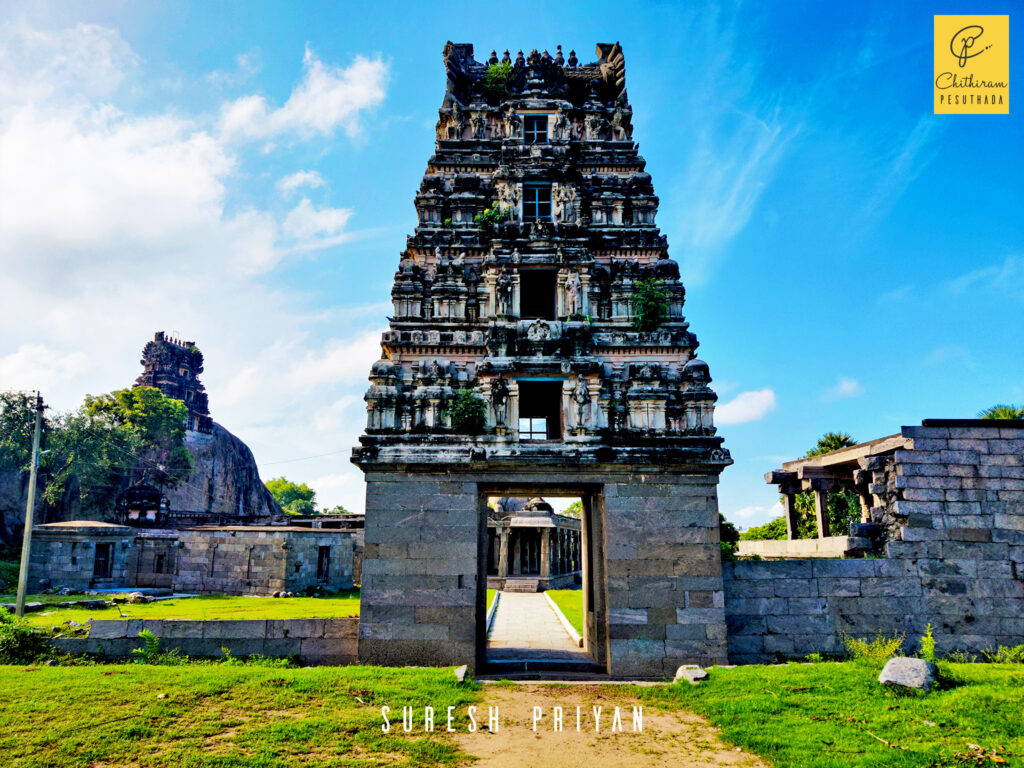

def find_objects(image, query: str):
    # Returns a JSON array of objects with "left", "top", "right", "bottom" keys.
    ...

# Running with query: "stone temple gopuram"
[{"left": 353, "top": 43, "right": 731, "bottom": 676}]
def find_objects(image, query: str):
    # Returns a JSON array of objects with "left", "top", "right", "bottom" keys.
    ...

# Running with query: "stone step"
[
  {"left": 483, "top": 657, "right": 605, "bottom": 676},
  {"left": 503, "top": 579, "right": 540, "bottom": 593}
]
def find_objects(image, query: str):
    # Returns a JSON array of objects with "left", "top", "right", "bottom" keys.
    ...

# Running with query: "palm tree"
[
  {"left": 805, "top": 431, "right": 857, "bottom": 457},
  {"left": 978, "top": 404, "right": 1024, "bottom": 420}
]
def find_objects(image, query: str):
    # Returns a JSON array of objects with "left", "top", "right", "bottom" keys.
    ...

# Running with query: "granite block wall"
[
  {"left": 29, "top": 525, "right": 135, "bottom": 591},
  {"left": 358, "top": 472, "right": 482, "bottom": 668},
  {"left": 604, "top": 472, "right": 727, "bottom": 676},
  {"left": 725, "top": 423, "right": 1024, "bottom": 663}
]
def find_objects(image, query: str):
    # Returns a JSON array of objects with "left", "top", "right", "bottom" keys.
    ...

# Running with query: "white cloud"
[
  {"left": 0, "top": 344, "right": 87, "bottom": 392},
  {"left": 218, "top": 47, "right": 388, "bottom": 141},
  {"left": 822, "top": 376, "right": 863, "bottom": 401},
  {"left": 945, "top": 256, "right": 1024, "bottom": 302},
  {"left": 277, "top": 170, "right": 325, "bottom": 196},
  {"left": 282, "top": 197, "right": 353, "bottom": 243},
  {"left": 0, "top": 21, "right": 391, "bottom": 513},
  {"left": 730, "top": 501, "right": 785, "bottom": 526},
  {"left": 0, "top": 21, "right": 137, "bottom": 106},
  {"left": 716, "top": 389, "right": 776, "bottom": 425}
]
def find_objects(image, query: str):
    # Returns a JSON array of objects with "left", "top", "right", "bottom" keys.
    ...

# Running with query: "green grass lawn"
[
  {"left": 0, "top": 663, "right": 478, "bottom": 768},
  {"left": 641, "top": 661, "right": 1024, "bottom": 767},
  {"left": 486, "top": 589, "right": 496, "bottom": 614},
  {"left": 1, "top": 593, "right": 136, "bottom": 606},
  {"left": 17, "top": 592, "right": 360, "bottom": 629},
  {"left": 545, "top": 588, "right": 583, "bottom": 635}
]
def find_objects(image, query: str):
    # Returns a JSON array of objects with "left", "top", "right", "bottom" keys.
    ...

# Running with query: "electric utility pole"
[{"left": 15, "top": 392, "right": 44, "bottom": 618}]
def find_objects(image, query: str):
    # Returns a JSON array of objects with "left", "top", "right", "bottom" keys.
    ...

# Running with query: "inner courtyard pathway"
[{"left": 487, "top": 591, "right": 589, "bottom": 661}]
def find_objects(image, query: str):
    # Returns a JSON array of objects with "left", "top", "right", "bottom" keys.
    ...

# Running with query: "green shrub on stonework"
[
  {"left": 131, "top": 629, "right": 184, "bottom": 665},
  {"left": 0, "top": 611, "right": 50, "bottom": 664},
  {"left": 630, "top": 278, "right": 669, "bottom": 332},
  {"left": 982, "top": 644, "right": 1024, "bottom": 664},
  {"left": 920, "top": 623, "right": 937, "bottom": 663},
  {"left": 473, "top": 205, "right": 511, "bottom": 233},
  {"left": 843, "top": 630, "right": 905, "bottom": 664},
  {"left": 446, "top": 390, "right": 487, "bottom": 434},
  {"left": 482, "top": 61, "right": 513, "bottom": 101}
]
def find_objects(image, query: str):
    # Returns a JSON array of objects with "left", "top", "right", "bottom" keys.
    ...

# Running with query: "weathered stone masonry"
[{"left": 725, "top": 421, "right": 1024, "bottom": 663}]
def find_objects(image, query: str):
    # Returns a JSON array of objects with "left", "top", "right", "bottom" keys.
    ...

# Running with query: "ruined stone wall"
[
  {"left": 172, "top": 528, "right": 355, "bottom": 596},
  {"left": 724, "top": 423, "right": 1024, "bottom": 663}
]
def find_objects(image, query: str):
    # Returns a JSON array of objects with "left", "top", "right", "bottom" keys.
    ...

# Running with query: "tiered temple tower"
[
  {"left": 353, "top": 43, "right": 732, "bottom": 676},
  {"left": 135, "top": 332, "right": 213, "bottom": 434}
]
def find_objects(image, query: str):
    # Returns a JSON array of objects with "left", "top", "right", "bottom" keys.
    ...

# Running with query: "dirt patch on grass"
[{"left": 455, "top": 684, "right": 766, "bottom": 768}]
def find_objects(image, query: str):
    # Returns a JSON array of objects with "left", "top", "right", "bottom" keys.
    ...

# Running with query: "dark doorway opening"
[
  {"left": 517, "top": 380, "right": 562, "bottom": 440},
  {"left": 93, "top": 542, "right": 113, "bottom": 579},
  {"left": 519, "top": 270, "right": 556, "bottom": 319}
]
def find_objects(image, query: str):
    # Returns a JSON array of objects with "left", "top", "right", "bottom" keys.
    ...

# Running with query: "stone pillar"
[
  {"left": 780, "top": 484, "right": 799, "bottom": 540},
  {"left": 512, "top": 532, "right": 521, "bottom": 576},
  {"left": 497, "top": 528, "right": 509, "bottom": 578},
  {"left": 813, "top": 481, "right": 831, "bottom": 538},
  {"left": 541, "top": 528, "right": 551, "bottom": 579}
]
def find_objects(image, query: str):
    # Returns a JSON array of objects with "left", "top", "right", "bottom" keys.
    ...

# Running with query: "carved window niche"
[
  {"left": 523, "top": 115, "right": 548, "bottom": 144},
  {"left": 522, "top": 183, "right": 552, "bottom": 221}
]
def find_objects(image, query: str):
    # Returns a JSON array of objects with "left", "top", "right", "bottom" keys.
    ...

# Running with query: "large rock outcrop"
[{"left": 163, "top": 423, "right": 281, "bottom": 520}]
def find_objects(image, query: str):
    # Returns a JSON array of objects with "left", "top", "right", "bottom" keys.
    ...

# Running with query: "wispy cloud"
[
  {"left": 855, "top": 116, "right": 943, "bottom": 224},
  {"left": 277, "top": 170, "right": 325, "bottom": 196},
  {"left": 945, "top": 255, "right": 1024, "bottom": 301},
  {"left": 716, "top": 389, "right": 776, "bottom": 425},
  {"left": 822, "top": 376, "right": 863, "bottom": 401}
]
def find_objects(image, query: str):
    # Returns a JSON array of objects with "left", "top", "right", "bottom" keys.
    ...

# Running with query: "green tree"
[
  {"left": 266, "top": 477, "right": 317, "bottom": 515},
  {"left": 40, "top": 387, "right": 192, "bottom": 518},
  {"left": 719, "top": 513, "right": 740, "bottom": 560},
  {"left": 0, "top": 392, "right": 47, "bottom": 472},
  {"left": 805, "top": 432, "right": 857, "bottom": 457},
  {"left": 562, "top": 500, "right": 583, "bottom": 518},
  {"left": 739, "top": 516, "right": 788, "bottom": 541},
  {"left": 630, "top": 278, "right": 670, "bottom": 332},
  {"left": 979, "top": 404, "right": 1024, "bottom": 420},
  {"left": 322, "top": 504, "right": 351, "bottom": 515}
]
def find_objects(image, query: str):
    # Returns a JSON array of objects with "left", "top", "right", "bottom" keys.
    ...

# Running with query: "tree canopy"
[
  {"left": 979, "top": 404, "right": 1024, "bottom": 420},
  {"left": 266, "top": 477, "right": 318, "bottom": 515}
]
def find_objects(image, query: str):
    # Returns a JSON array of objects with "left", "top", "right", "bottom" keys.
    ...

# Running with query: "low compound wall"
[
  {"left": 50, "top": 617, "right": 358, "bottom": 665},
  {"left": 725, "top": 421, "right": 1024, "bottom": 663}
]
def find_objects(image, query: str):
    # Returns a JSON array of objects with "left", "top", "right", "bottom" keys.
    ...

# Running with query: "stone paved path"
[{"left": 487, "top": 591, "right": 588, "bottom": 661}]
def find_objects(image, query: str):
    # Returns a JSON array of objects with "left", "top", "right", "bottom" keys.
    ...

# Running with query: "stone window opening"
[
  {"left": 517, "top": 380, "right": 563, "bottom": 441},
  {"left": 519, "top": 269, "right": 556, "bottom": 319},
  {"left": 317, "top": 546, "right": 331, "bottom": 582},
  {"left": 522, "top": 183, "right": 552, "bottom": 221},
  {"left": 523, "top": 115, "right": 548, "bottom": 144},
  {"left": 93, "top": 542, "right": 113, "bottom": 579}
]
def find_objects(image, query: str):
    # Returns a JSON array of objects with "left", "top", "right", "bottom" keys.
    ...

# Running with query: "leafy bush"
[
  {"left": 630, "top": 278, "right": 669, "bottom": 332},
  {"left": 982, "top": 644, "right": 1024, "bottom": 663},
  {"left": 482, "top": 62, "right": 513, "bottom": 100},
  {"left": 739, "top": 516, "right": 788, "bottom": 541},
  {"left": 719, "top": 514, "right": 739, "bottom": 561},
  {"left": 473, "top": 205, "right": 511, "bottom": 233},
  {"left": 843, "top": 630, "right": 905, "bottom": 663},
  {"left": 920, "top": 623, "right": 936, "bottom": 663},
  {"left": 805, "top": 652, "right": 824, "bottom": 663},
  {"left": 0, "top": 611, "right": 50, "bottom": 664},
  {"left": 131, "top": 629, "right": 184, "bottom": 665},
  {"left": 446, "top": 390, "right": 487, "bottom": 434}
]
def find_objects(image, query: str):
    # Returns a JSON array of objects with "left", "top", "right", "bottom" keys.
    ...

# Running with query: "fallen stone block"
[
  {"left": 673, "top": 664, "right": 709, "bottom": 685},
  {"left": 454, "top": 664, "right": 469, "bottom": 683},
  {"left": 878, "top": 657, "right": 938, "bottom": 691}
]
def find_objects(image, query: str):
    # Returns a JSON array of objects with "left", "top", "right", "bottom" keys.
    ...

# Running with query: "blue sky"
[{"left": 0, "top": 1, "right": 1021, "bottom": 524}]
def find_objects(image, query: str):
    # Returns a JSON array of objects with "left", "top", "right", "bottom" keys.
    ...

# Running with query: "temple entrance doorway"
[{"left": 480, "top": 488, "right": 607, "bottom": 674}]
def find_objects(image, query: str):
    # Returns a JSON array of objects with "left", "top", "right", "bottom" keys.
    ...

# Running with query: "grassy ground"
[
  {"left": 1, "top": 593, "right": 136, "bottom": 606},
  {"left": 641, "top": 661, "right": 1024, "bottom": 767},
  {"left": 0, "top": 663, "right": 478, "bottom": 768},
  {"left": 545, "top": 588, "right": 583, "bottom": 635},
  {"left": 486, "top": 589, "right": 496, "bottom": 614},
  {"left": 18, "top": 592, "right": 361, "bottom": 629}
]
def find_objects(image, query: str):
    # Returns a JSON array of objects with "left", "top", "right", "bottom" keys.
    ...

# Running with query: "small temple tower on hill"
[
  {"left": 352, "top": 43, "right": 731, "bottom": 676},
  {"left": 135, "top": 331, "right": 213, "bottom": 434}
]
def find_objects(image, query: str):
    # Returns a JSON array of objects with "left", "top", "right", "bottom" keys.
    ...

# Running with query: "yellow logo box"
[{"left": 934, "top": 15, "right": 1009, "bottom": 114}]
